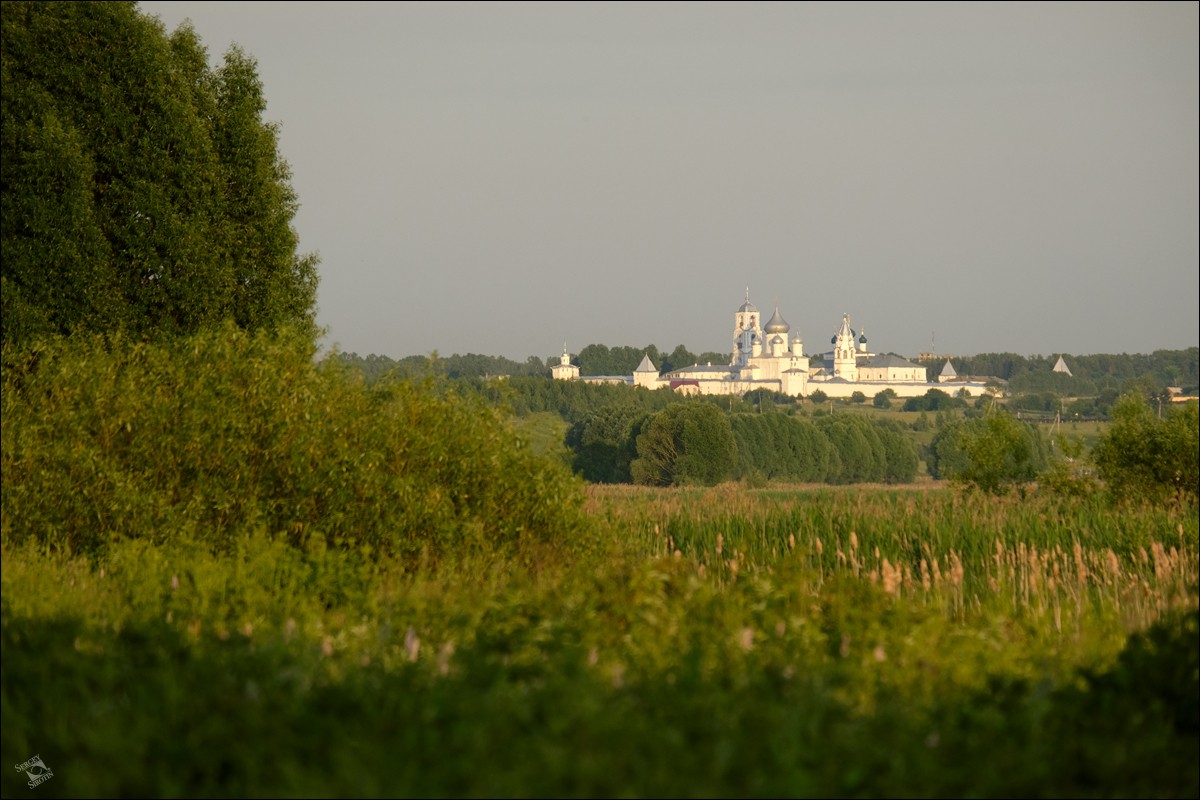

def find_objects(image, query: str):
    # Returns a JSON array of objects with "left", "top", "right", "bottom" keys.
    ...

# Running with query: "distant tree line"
[
  {"left": 335, "top": 351, "right": 554, "bottom": 383},
  {"left": 464, "top": 375, "right": 683, "bottom": 421},
  {"left": 337, "top": 343, "right": 738, "bottom": 383},
  {"left": 939, "top": 349, "right": 1198, "bottom": 395},
  {"left": 574, "top": 344, "right": 729, "bottom": 376}
]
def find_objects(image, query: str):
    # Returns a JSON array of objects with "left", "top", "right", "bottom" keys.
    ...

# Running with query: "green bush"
[
  {"left": 928, "top": 412, "right": 1049, "bottom": 492},
  {"left": 1092, "top": 393, "right": 1199, "bottom": 503},
  {"left": 902, "top": 388, "right": 964, "bottom": 412},
  {"left": 0, "top": 325, "right": 585, "bottom": 558},
  {"left": 872, "top": 388, "right": 896, "bottom": 409}
]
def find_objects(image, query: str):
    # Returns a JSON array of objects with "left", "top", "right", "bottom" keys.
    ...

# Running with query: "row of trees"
[
  {"left": 567, "top": 401, "right": 920, "bottom": 487},
  {"left": 564, "top": 387, "right": 1198, "bottom": 500},
  {"left": 335, "top": 351, "right": 554, "bottom": 383},
  {"left": 333, "top": 345, "right": 734, "bottom": 383}
]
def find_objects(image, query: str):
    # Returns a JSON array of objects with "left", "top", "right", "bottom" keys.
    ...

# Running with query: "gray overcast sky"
[{"left": 139, "top": 1, "right": 1198, "bottom": 362}]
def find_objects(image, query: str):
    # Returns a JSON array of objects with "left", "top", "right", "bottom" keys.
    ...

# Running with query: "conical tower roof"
[
  {"left": 832, "top": 313, "right": 855, "bottom": 344},
  {"left": 838, "top": 313, "right": 853, "bottom": 337}
]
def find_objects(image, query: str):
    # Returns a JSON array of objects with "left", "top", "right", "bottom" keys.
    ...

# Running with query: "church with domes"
[{"left": 556, "top": 291, "right": 991, "bottom": 400}]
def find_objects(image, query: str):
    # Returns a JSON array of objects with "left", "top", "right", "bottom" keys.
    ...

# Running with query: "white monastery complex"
[{"left": 553, "top": 291, "right": 992, "bottom": 400}]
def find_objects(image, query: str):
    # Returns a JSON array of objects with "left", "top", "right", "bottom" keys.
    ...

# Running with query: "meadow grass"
[{"left": 3, "top": 483, "right": 1196, "bottom": 798}]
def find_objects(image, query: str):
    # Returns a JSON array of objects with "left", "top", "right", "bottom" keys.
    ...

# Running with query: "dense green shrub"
[
  {"left": 1092, "top": 393, "right": 1199, "bottom": 503},
  {"left": 902, "top": 388, "right": 965, "bottom": 412},
  {"left": 0, "top": 325, "right": 585, "bottom": 558},
  {"left": 928, "top": 412, "right": 1049, "bottom": 492}
]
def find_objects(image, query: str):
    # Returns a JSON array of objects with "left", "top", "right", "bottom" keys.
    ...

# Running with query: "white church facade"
[{"left": 556, "top": 292, "right": 992, "bottom": 400}]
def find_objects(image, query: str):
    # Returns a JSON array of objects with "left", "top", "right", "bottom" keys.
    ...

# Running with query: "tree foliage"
[
  {"left": 1, "top": 1, "right": 317, "bottom": 346},
  {"left": 730, "top": 413, "right": 834, "bottom": 483},
  {"left": 902, "top": 389, "right": 964, "bottom": 412},
  {"left": 873, "top": 388, "right": 897, "bottom": 409},
  {"left": 565, "top": 405, "right": 649, "bottom": 484},
  {"left": 576, "top": 343, "right": 662, "bottom": 377},
  {"left": 817, "top": 414, "right": 887, "bottom": 484},
  {"left": 631, "top": 403, "right": 736, "bottom": 486},
  {"left": 335, "top": 351, "right": 550, "bottom": 383},
  {"left": 928, "top": 413, "right": 1049, "bottom": 493},
  {"left": 466, "top": 375, "right": 677, "bottom": 425},
  {"left": 1091, "top": 393, "right": 1199, "bottom": 504}
]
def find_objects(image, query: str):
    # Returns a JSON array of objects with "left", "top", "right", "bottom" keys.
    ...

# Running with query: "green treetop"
[{"left": 1, "top": 1, "right": 318, "bottom": 346}]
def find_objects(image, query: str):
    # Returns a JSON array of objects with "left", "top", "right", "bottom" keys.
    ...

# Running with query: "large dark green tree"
[
  {"left": 1, "top": 1, "right": 317, "bottom": 346},
  {"left": 630, "top": 402, "right": 736, "bottom": 487},
  {"left": 565, "top": 405, "right": 649, "bottom": 483}
]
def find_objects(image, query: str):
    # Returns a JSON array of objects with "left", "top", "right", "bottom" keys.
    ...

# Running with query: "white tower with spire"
[
  {"left": 831, "top": 313, "right": 860, "bottom": 381},
  {"left": 551, "top": 342, "right": 580, "bottom": 380},
  {"left": 732, "top": 288, "right": 763, "bottom": 366}
]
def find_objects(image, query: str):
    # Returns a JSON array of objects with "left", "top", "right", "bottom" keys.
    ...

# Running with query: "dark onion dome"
[
  {"left": 859, "top": 332, "right": 867, "bottom": 343},
  {"left": 764, "top": 307, "right": 790, "bottom": 334},
  {"left": 831, "top": 336, "right": 837, "bottom": 344}
]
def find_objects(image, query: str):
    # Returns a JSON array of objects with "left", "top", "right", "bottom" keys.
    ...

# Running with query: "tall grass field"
[{"left": 2, "top": 330, "right": 1197, "bottom": 798}]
